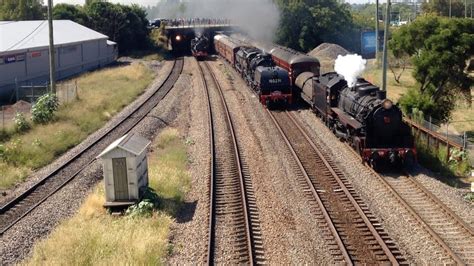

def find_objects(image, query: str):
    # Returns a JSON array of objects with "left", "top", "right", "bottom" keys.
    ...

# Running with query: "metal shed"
[
  {"left": 0, "top": 20, "right": 118, "bottom": 102},
  {"left": 97, "top": 133, "right": 151, "bottom": 207}
]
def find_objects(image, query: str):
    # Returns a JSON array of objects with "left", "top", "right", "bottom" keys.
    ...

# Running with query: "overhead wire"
[{"left": 3, "top": 20, "right": 46, "bottom": 52}]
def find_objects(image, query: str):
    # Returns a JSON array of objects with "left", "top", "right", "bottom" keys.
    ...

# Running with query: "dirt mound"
[{"left": 308, "top": 43, "right": 349, "bottom": 60}]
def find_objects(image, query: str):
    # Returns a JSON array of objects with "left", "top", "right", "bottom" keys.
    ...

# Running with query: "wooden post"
[
  {"left": 1, "top": 106, "right": 4, "bottom": 129},
  {"left": 446, "top": 122, "right": 450, "bottom": 162},
  {"left": 47, "top": 0, "right": 56, "bottom": 93},
  {"left": 382, "top": 0, "right": 391, "bottom": 91}
]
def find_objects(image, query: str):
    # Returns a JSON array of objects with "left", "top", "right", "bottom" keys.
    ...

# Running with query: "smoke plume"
[
  {"left": 150, "top": 0, "right": 280, "bottom": 41},
  {"left": 334, "top": 54, "right": 367, "bottom": 87}
]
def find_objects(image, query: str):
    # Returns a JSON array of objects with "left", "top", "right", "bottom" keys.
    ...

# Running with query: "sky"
[{"left": 55, "top": 0, "right": 380, "bottom": 6}]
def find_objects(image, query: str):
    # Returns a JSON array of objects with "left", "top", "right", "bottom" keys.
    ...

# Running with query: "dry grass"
[
  {"left": 363, "top": 63, "right": 474, "bottom": 134},
  {"left": 25, "top": 128, "right": 190, "bottom": 264},
  {"left": 0, "top": 62, "right": 154, "bottom": 190}
]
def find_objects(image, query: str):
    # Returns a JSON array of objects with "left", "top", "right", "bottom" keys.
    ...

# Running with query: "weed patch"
[{"left": 0, "top": 62, "right": 154, "bottom": 189}]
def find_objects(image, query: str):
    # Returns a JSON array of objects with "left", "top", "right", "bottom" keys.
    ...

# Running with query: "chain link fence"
[{"left": 1, "top": 81, "right": 78, "bottom": 129}]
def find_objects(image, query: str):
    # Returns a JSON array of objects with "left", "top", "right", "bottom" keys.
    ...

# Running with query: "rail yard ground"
[
  {"left": 0, "top": 62, "right": 154, "bottom": 191},
  {"left": 1, "top": 56, "right": 472, "bottom": 264}
]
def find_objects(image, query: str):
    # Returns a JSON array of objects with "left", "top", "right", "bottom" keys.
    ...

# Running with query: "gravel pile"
[
  {"left": 308, "top": 43, "right": 349, "bottom": 73},
  {"left": 293, "top": 109, "right": 468, "bottom": 264},
  {"left": 0, "top": 59, "right": 186, "bottom": 265},
  {"left": 308, "top": 43, "right": 349, "bottom": 60}
]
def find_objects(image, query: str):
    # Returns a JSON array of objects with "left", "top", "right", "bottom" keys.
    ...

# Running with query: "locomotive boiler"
[{"left": 297, "top": 72, "right": 416, "bottom": 168}]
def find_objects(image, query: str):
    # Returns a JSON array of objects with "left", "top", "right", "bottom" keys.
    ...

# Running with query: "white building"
[{"left": 0, "top": 20, "right": 117, "bottom": 101}]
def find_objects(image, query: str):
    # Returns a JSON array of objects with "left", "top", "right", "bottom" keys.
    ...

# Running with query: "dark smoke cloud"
[{"left": 151, "top": 0, "right": 280, "bottom": 41}]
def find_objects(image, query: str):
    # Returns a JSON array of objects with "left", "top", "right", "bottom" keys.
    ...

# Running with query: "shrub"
[
  {"left": 32, "top": 93, "right": 59, "bottom": 124},
  {"left": 398, "top": 87, "right": 453, "bottom": 122},
  {"left": 13, "top": 112, "right": 30, "bottom": 133},
  {"left": 125, "top": 200, "right": 155, "bottom": 218}
]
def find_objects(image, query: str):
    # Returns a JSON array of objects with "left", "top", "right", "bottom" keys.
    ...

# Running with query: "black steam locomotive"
[
  {"left": 297, "top": 72, "right": 416, "bottom": 168},
  {"left": 234, "top": 46, "right": 292, "bottom": 106},
  {"left": 214, "top": 34, "right": 292, "bottom": 106},
  {"left": 191, "top": 35, "right": 209, "bottom": 59}
]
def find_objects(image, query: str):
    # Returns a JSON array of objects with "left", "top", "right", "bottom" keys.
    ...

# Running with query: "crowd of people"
[{"left": 150, "top": 18, "right": 231, "bottom": 28}]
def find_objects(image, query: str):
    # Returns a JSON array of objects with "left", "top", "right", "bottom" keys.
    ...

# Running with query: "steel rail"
[
  {"left": 0, "top": 58, "right": 183, "bottom": 235},
  {"left": 344, "top": 141, "right": 466, "bottom": 264},
  {"left": 266, "top": 109, "right": 353, "bottom": 265},
  {"left": 269, "top": 111, "right": 399, "bottom": 265},
  {"left": 199, "top": 61, "right": 254, "bottom": 265}
]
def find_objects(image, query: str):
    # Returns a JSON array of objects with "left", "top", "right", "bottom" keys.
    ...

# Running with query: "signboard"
[
  {"left": 16, "top": 54, "right": 25, "bottom": 62},
  {"left": 30, "top": 51, "right": 42, "bottom": 58},
  {"left": 360, "top": 31, "right": 384, "bottom": 59},
  {"left": 2, "top": 53, "right": 26, "bottom": 64},
  {"left": 5, "top": 55, "right": 16, "bottom": 64}
]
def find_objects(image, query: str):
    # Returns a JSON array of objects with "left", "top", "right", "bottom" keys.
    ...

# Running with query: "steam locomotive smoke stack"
[{"left": 334, "top": 54, "right": 367, "bottom": 87}]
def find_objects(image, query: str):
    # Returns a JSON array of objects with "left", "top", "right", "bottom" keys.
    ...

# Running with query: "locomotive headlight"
[
  {"left": 383, "top": 99, "right": 393, "bottom": 109},
  {"left": 175, "top": 35, "right": 182, "bottom": 41}
]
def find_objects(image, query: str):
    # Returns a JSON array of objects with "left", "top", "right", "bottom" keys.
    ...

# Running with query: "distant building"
[{"left": 0, "top": 20, "right": 118, "bottom": 102}]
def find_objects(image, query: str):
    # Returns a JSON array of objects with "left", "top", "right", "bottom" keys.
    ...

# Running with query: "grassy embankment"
[
  {"left": 364, "top": 65, "right": 474, "bottom": 134},
  {"left": 0, "top": 62, "right": 154, "bottom": 190},
  {"left": 25, "top": 128, "right": 191, "bottom": 264}
]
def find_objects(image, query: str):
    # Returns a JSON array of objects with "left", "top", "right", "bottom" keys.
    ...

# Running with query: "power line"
[{"left": 4, "top": 20, "right": 46, "bottom": 52}]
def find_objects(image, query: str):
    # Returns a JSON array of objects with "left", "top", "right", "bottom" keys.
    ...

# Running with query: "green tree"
[
  {"left": 422, "top": 0, "right": 465, "bottom": 17},
  {"left": 390, "top": 15, "right": 474, "bottom": 121},
  {"left": 53, "top": 3, "right": 88, "bottom": 25},
  {"left": 85, "top": 2, "right": 149, "bottom": 53},
  {"left": 276, "top": 0, "right": 355, "bottom": 52},
  {"left": 0, "top": 0, "right": 45, "bottom": 20}
]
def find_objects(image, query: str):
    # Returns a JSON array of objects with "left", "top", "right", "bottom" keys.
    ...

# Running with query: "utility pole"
[
  {"left": 47, "top": 0, "right": 56, "bottom": 93},
  {"left": 382, "top": 0, "right": 391, "bottom": 92},
  {"left": 449, "top": 0, "right": 452, "bottom": 18},
  {"left": 465, "top": 0, "right": 468, "bottom": 17},
  {"left": 375, "top": 0, "right": 380, "bottom": 67}
]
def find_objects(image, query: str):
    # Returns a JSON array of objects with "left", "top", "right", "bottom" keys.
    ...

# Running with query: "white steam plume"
[
  {"left": 334, "top": 54, "right": 367, "bottom": 87},
  {"left": 150, "top": 0, "right": 280, "bottom": 42}
]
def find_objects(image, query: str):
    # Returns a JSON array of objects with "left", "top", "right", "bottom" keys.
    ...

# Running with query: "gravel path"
[
  {"left": 0, "top": 58, "right": 189, "bottom": 265},
  {"left": 293, "top": 108, "right": 466, "bottom": 264},
  {"left": 166, "top": 58, "right": 210, "bottom": 264}
]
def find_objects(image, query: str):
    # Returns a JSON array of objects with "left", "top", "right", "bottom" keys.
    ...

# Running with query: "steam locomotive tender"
[
  {"left": 297, "top": 72, "right": 416, "bottom": 168},
  {"left": 191, "top": 35, "right": 209, "bottom": 60},
  {"left": 214, "top": 34, "right": 292, "bottom": 106}
]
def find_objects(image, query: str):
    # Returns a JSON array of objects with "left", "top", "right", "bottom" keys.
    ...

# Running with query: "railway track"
[
  {"left": 268, "top": 110, "right": 405, "bottom": 265},
  {"left": 0, "top": 58, "right": 184, "bottom": 235},
  {"left": 376, "top": 169, "right": 474, "bottom": 264},
  {"left": 198, "top": 61, "right": 263, "bottom": 264},
  {"left": 328, "top": 123, "right": 474, "bottom": 264}
]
